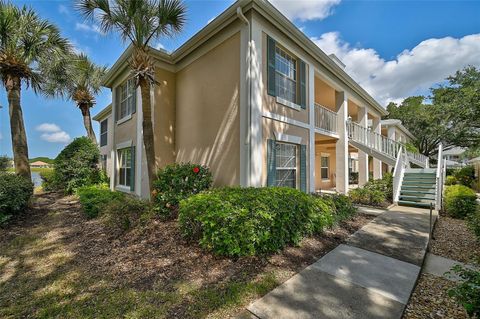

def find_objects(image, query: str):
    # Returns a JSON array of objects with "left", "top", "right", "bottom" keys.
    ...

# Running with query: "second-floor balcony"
[{"left": 314, "top": 103, "right": 337, "bottom": 135}]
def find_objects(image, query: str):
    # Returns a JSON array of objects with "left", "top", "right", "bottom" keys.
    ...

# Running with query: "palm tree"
[
  {"left": 0, "top": 2, "right": 70, "bottom": 179},
  {"left": 44, "top": 53, "right": 107, "bottom": 144},
  {"left": 76, "top": 0, "right": 186, "bottom": 197}
]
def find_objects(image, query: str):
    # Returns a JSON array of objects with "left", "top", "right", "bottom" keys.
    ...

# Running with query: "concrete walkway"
[{"left": 247, "top": 205, "right": 436, "bottom": 319}]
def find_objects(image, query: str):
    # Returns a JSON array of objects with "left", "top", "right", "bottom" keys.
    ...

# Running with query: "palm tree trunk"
[
  {"left": 6, "top": 75, "right": 31, "bottom": 180},
  {"left": 139, "top": 76, "right": 156, "bottom": 199},
  {"left": 80, "top": 103, "right": 97, "bottom": 144}
]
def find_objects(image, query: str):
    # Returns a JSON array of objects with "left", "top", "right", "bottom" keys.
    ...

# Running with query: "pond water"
[{"left": 31, "top": 171, "right": 43, "bottom": 187}]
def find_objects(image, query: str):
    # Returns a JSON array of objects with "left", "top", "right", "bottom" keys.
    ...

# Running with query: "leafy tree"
[
  {"left": 44, "top": 53, "right": 107, "bottom": 144},
  {"left": 0, "top": 155, "right": 10, "bottom": 171},
  {"left": 76, "top": 0, "right": 186, "bottom": 197},
  {"left": 386, "top": 66, "right": 480, "bottom": 157},
  {"left": 0, "top": 2, "right": 70, "bottom": 180}
]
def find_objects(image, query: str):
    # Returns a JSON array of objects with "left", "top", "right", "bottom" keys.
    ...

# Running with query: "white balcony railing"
[
  {"left": 347, "top": 120, "right": 402, "bottom": 159},
  {"left": 314, "top": 103, "right": 337, "bottom": 134},
  {"left": 407, "top": 151, "right": 429, "bottom": 168}
]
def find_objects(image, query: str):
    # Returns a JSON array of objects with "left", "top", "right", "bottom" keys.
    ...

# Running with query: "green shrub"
[
  {"left": 454, "top": 165, "right": 476, "bottom": 188},
  {"left": 77, "top": 184, "right": 125, "bottom": 218},
  {"left": 0, "top": 173, "right": 33, "bottom": 224},
  {"left": 448, "top": 264, "right": 480, "bottom": 317},
  {"left": 0, "top": 155, "right": 10, "bottom": 171},
  {"left": 444, "top": 185, "right": 478, "bottom": 219},
  {"left": 348, "top": 173, "right": 393, "bottom": 207},
  {"left": 179, "top": 187, "right": 336, "bottom": 257},
  {"left": 316, "top": 193, "right": 357, "bottom": 223},
  {"left": 53, "top": 137, "right": 106, "bottom": 194},
  {"left": 40, "top": 170, "right": 60, "bottom": 191},
  {"left": 445, "top": 175, "right": 458, "bottom": 186},
  {"left": 101, "top": 196, "right": 152, "bottom": 236},
  {"left": 467, "top": 207, "right": 480, "bottom": 241},
  {"left": 152, "top": 163, "right": 212, "bottom": 216}
]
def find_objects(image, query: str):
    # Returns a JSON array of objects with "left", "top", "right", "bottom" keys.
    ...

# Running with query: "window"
[
  {"left": 100, "top": 119, "right": 108, "bottom": 146},
  {"left": 321, "top": 155, "right": 329, "bottom": 180},
  {"left": 275, "top": 143, "right": 297, "bottom": 188},
  {"left": 101, "top": 154, "right": 107, "bottom": 172},
  {"left": 275, "top": 46, "right": 297, "bottom": 104},
  {"left": 117, "top": 148, "right": 132, "bottom": 187},
  {"left": 118, "top": 79, "right": 135, "bottom": 120}
]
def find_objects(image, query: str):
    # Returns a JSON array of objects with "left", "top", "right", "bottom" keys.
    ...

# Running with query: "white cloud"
[
  {"left": 75, "top": 22, "right": 103, "bottom": 35},
  {"left": 71, "top": 39, "right": 91, "bottom": 55},
  {"left": 40, "top": 132, "right": 72, "bottom": 144},
  {"left": 36, "top": 123, "right": 71, "bottom": 143},
  {"left": 155, "top": 42, "right": 165, "bottom": 50},
  {"left": 36, "top": 123, "right": 61, "bottom": 133},
  {"left": 311, "top": 32, "right": 480, "bottom": 105},
  {"left": 58, "top": 4, "right": 69, "bottom": 15},
  {"left": 269, "top": 0, "right": 341, "bottom": 21}
]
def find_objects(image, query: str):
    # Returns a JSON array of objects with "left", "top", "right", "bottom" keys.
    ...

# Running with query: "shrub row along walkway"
[{"left": 247, "top": 205, "right": 437, "bottom": 319}]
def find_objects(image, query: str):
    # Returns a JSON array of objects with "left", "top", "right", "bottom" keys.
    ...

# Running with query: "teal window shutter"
[
  {"left": 300, "top": 144, "right": 307, "bottom": 192},
  {"left": 130, "top": 146, "right": 135, "bottom": 192},
  {"left": 299, "top": 60, "right": 307, "bottom": 109},
  {"left": 267, "top": 139, "right": 276, "bottom": 186},
  {"left": 267, "top": 36, "right": 276, "bottom": 97}
]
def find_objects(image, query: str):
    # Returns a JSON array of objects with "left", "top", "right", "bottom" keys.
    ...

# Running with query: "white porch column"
[
  {"left": 372, "top": 117, "right": 382, "bottom": 179},
  {"left": 308, "top": 65, "right": 316, "bottom": 193},
  {"left": 358, "top": 106, "right": 369, "bottom": 186},
  {"left": 249, "top": 19, "right": 263, "bottom": 187},
  {"left": 110, "top": 88, "right": 116, "bottom": 191},
  {"left": 335, "top": 91, "right": 349, "bottom": 194},
  {"left": 387, "top": 126, "right": 396, "bottom": 173}
]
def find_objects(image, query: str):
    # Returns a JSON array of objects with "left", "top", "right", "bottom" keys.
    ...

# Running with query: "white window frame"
[
  {"left": 275, "top": 142, "right": 298, "bottom": 189},
  {"left": 117, "top": 79, "right": 135, "bottom": 123},
  {"left": 275, "top": 45, "right": 297, "bottom": 105},
  {"left": 100, "top": 119, "right": 108, "bottom": 147},
  {"left": 320, "top": 153, "right": 330, "bottom": 181},
  {"left": 117, "top": 148, "right": 132, "bottom": 188}
]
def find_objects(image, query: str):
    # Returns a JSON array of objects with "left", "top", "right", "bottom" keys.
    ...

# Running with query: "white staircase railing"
[
  {"left": 435, "top": 144, "right": 444, "bottom": 211},
  {"left": 393, "top": 147, "right": 407, "bottom": 203},
  {"left": 314, "top": 103, "right": 337, "bottom": 134},
  {"left": 407, "top": 151, "right": 429, "bottom": 168},
  {"left": 347, "top": 120, "right": 402, "bottom": 160}
]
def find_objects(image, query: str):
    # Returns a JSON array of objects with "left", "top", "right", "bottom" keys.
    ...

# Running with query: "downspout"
[{"left": 237, "top": 7, "right": 251, "bottom": 186}]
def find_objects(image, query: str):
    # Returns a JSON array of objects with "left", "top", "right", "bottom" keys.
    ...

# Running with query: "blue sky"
[{"left": 0, "top": 0, "right": 479, "bottom": 159}]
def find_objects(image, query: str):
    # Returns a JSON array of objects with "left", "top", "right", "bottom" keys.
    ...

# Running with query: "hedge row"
[{"left": 178, "top": 187, "right": 356, "bottom": 257}]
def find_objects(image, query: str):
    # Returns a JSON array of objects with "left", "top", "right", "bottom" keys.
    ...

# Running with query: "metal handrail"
[
  {"left": 314, "top": 103, "right": 337, "bottom": 134},
  {"left": 347, "top": 120, "right": 402, "bottom": 159}
]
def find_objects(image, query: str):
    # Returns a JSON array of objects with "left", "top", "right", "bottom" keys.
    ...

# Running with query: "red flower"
[{"left": 193, "top": 167, "right": 200, "bottom": 174}]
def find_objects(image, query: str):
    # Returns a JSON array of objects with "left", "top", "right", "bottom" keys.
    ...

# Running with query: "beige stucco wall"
[
  {"left": 153, "top": 67, "right": 176, "bottom": 169},
  {"left": 315, "top": 143, "right": 337, "bottom": 190},
  {"left": 114, "top": 113, "right": 137, "bottom": 147},
  {"left": 262, "top": 117, "right": 310, "bottom": 187},
  {"left": 314, "top": 78, "right": 336, "bottom": 112},
  {"left": 261, "top": 32, "right": 310, "bottom": 124},
  {"left": 175, "top": 32, "right": 241, "bottom": 187}
]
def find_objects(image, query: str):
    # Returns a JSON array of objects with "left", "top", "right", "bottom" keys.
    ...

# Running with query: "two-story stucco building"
[{"left": 93, "top": 0, "right": 427, "bottom": 198}]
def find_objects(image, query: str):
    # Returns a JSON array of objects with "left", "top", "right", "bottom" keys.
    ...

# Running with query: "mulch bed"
[
  {"left": 403, "top": 213, "right": 479, "bottom": 319},
  {"left": 1, "top": 192, "right": 375, "bottom": 318},
  {"left": 403, "top": 273, "right": 468, "bottom": 319},
  {"left": 430, "top": 214, "right": 480, "bottom": 264}
]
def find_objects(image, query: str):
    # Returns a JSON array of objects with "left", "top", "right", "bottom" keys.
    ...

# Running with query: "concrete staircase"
[{"left": 398, "top": 168, "right": 437, "bottom": 209}]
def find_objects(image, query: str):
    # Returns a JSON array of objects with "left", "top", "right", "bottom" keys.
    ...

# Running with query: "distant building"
[
  {"left": 443, "top": 147, "right": 467, "bottom": 167},
  {"left": 30, "top": 161, "right": 51, "bottom": 168}
]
